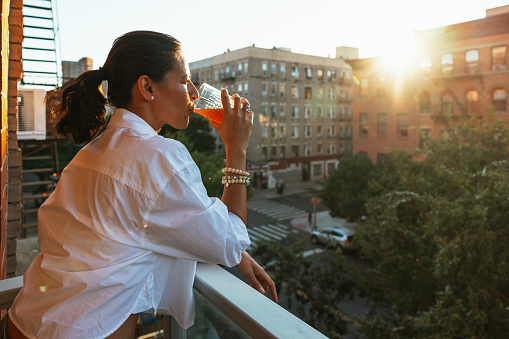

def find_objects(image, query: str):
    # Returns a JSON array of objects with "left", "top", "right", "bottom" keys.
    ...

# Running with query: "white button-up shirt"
[{"left": 10, "top": 109, "right": 250, "bottom": 339}]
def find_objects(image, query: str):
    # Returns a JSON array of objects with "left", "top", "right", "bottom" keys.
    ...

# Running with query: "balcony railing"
[{"left": 0, "top": 263, "right": 326, "bottom": 338}]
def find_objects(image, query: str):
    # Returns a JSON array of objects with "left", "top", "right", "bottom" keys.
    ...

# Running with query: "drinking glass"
[{"left": 194, "top": 83, "right": 234, "bottom": 124}]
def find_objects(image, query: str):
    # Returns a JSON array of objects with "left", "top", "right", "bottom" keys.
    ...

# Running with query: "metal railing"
[{"left": 0, "top": 263, "right": 326, "bottom": 338}]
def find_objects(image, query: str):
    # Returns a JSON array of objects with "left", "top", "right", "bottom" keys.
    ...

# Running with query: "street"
[{"left": 224, "top": 191, "right": 372, "bottom": 338}]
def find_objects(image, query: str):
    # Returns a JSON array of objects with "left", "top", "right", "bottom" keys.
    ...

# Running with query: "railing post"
[{"left": 163, "top": 315, "right": 186, "bottom": 339}]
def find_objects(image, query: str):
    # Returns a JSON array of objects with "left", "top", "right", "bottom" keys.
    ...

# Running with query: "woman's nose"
[{"left": 189, "top": 82, "right": 199, "bottom": 101}]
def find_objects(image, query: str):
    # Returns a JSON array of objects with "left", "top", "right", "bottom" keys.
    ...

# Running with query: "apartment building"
[
  {"left": 61, "top": 57, "right": 93, "bottom": 84},
  {"left": 349, "top": 5, "right": 509, "bottom": 163},
  {"left": 190, "top": 46, "right": 354, "bottom": 181}
]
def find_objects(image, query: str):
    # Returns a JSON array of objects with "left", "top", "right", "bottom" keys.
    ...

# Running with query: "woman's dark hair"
[{"left": 54, "top": 31, "right": 182, "bottom": 144}]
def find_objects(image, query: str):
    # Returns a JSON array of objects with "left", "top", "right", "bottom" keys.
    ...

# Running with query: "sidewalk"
[{"left": 249, "top": 181, "right": 323, "bottom": 200}]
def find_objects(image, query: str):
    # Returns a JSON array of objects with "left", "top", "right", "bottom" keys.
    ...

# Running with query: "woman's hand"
[
  {"left": 210, "top": 89, "right": 253, "bottom": 155},
  {"left": 237, "top": 251, "right": 278, "bottom": 303}
]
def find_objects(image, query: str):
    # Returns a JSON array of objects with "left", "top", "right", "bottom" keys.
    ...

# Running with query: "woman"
[{"left": 5, "top": 31, "right": 276, "bottom": 338}]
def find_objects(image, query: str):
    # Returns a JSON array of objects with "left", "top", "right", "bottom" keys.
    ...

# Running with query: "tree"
[
  {"left": 356, "top": 114, "right": 509, "bottom": 337},
  {"left": 320, "top": 153, "right": 374, "bottom": 222}
]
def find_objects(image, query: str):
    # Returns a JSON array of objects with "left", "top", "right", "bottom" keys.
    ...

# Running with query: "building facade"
[
  {"left": 190, "top": 46, "right": 354, "bottom": 181},
  {"left": 349, "top": 6, "right": 509, "bottom": 163},
  {"left": 61, "top": 57, "right": 93, "bottom": 84}
]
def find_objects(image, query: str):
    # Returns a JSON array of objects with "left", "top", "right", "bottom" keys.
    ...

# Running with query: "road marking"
[
  {"left": 252, "top": 227, "right": 283, "bottom": 240},
  {"left": 302, "top": 248, "right": 324, "bottom": 257},
  {"left": 247, "top": 229, "right": 272, "bottom": 241}
]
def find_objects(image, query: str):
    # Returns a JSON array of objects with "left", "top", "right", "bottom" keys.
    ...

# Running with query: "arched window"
[
  {"left": 493, "top": 88, "right": 507, "bottom": 113},
  {"left": 420, "top": 91, "right": 431, "bottom": 113},
  {"left": 466, "top": 90, "right": 479, "bottom": 114},
  {"left": 441, "top": 94, "right": 453, "bottom": 115}
]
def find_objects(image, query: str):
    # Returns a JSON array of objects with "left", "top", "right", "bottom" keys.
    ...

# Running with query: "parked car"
[{"left": 310, "top": 226, "right": 359, "bottom": 252}]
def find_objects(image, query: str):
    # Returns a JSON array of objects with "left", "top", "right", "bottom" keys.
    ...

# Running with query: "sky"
[{"left": 54, "top": 0, "right": 509, "bottom": 69}]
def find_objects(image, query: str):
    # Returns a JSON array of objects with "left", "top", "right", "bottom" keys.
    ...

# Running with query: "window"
[
  {"left": 244, "top": 62, "right": 248, "bottom": 73},
  {"left": 328, "top": 107, "right": 336, "bottom": 118},
  {"left": 493, "top": 88, "right": 507, "bottom": 113},
  {"left": 306, "top": 67, "right": 312, "bottom": 79},
  {"left": 292, "top": 106, "right": 299, "bottom": 119},
  {"left": 261, "top": 146, "right": 267, "bottom": 160},
  {"left": 492, "top": 46, "right": 507, "bottom": 71},
  {"left": 262, "top": 62, "right": 268, "bottom": 75},
  {"left": 291, "top": 66, "right": 299, "bottom": 78},
  {"left": 465, "top": 49, "right": 479, "bottom": 73},
  {"left": 291, "top": 145, "right": 299, "bottom": 157},
  {"left": 419, "top": 129, "right": 431, "bottom": 148},
  {"left": 441, "top": 53, "right": 453, "bottom": 73},
  {"left": 360, "top": 78, "right": 368, "bottom": 97},
  {"left": 270, "top": 127, "right": 277, "bottom": 139},
  {"left": 238, "top": 63, "right": 243, "bottom": 75},
  {"left": 397, "top": 114, "right": 408, "bottom": 137},
  {"left": 291, "top": 126, "right": 299, "bottom": 138},
  {"left": 280, "top": 146, "right": 285, "bottom": 159},
  {"left": 279, "top": 83, "right": 286, "bottom": 97},
  {"left": 291, "top": 86, "right": 299, "bottom": 98},
  {"left": 271, "top": 64, "right": 277, "bottom": 75},
  {"left": 313, "top": 163, "right": 322, "bottom": 176},
  {"left": 237, "top": 83, "right": 242, "bottom": 94},
  {"left": 305, "top": 145, "right": 312, "bottom": 156},
  {"left": 279, "top": 103, "right": 286, "bottom": 117},
  {"left": 225, "top": 66, "right": 230, "bottom": 76},
  {"left": 214, "top": 70, "right": 218, "bottom": 81},
  {"left": 317, "top": 144, "right": 322, "bottom": 155},
  {"left": 271, "top": 82, "right": 277, "bottom": 96},
  {"left": 328, "top": 125, "right": 336, "bottom": 137},
  {"left": 305, "top": 125, "right": 312, "bottom": 138},
  {"left": 359, "top": 113, "right": 368, "bottom": 135},
  {"left": 279, "top": 125, "right": 286, "bottom": 137},
  {"left": 262, "top": 82, "right": 268, "bottom": 97},
  {"left": 317, "top": 106, "right": 323, "bottom": 118},
  {"left": 261, "top": 103, "right": 268, "bottom": 116},
  {"left": 327, "top": 69, "right": 332, "bottom": 80},
  {"left": 244, "top": 83, "right": 248, "bottom": 94},
  {"left": 316, "top": 126, "right": 323, "bottom": 137},
  {"left": 377, "top": 113, "right": 387, "bottom": 136},
  {"left": 305, "top": 87, "right": 312, "bottom": 99},
  {"left": 271, "top": 146, "right": 277, "bottom": 159},
  {"left": 420, "top": 91, "right": 431, "bottom": 113},
  {"left": 329, "top": 88, "right": 335, "bottom": 100},
  {"left": 317, "top": 88, "right": 323, "bottom": 100},
  {"left": 304, "top": 106, "right": 311, "bottom": 119},
  {"left": 441, "top": 94, "right": 453, "bottom": 114},
  {"left": 261, "top": 126, "right": 268, "bottom": 138},
  {"left": 280, "top": 64, "right": 286, "bottom": 78},
  {"left": 331, "top": 70, "right": 336, "bottom": 81},
  {"left": 317, "top": 69, "right": 324, "bottom": 80},
  {"left": 466, "top": 90, "right": 479, "bottom": 114},
  {"left": 271, "top": 104, "right": 277, "bottom": 118},
  {"left": 328, "top": 144, "right": 336, "bottom": 154}
]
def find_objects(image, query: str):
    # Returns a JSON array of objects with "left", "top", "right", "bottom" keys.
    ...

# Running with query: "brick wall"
[
  {"left": 7, "top": 0, "right": 22, "bottom": 278},
  {"left": 0, "top": 0, "right": 11, "bottom": 281}
]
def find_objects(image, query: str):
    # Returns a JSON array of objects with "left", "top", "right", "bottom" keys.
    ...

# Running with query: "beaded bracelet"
[
  {"left": 222, "top": 167, "right": 251, "bottom": 177},
  {"left": 221, "top": 175, "right": 251, "bottom": 187}
]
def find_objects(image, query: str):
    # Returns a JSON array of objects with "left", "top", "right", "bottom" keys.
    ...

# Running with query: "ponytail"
[{"left": 54, "top": 69, "right": 107, "bottom": 144}]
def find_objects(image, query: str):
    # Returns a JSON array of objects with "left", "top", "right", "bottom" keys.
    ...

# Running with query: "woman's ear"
[{"left": 134, "top": 75, "right": 154, "bottom": 102}]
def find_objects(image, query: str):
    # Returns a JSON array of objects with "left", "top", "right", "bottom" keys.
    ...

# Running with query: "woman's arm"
[{"left": 211, "top": 89, "right": 253, "bottom": 224}]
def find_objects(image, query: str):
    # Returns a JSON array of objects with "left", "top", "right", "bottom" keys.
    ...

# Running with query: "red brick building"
[{"left": 349, "top": 6, "right": 509, "bottom": 163}]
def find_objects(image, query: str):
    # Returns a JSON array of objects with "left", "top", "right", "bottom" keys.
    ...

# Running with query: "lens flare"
[{"left": 352, "top": 75, "right": 360, "bottom": 86}]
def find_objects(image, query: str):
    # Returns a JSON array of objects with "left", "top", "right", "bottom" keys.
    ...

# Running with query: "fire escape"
[{"left": 19, "top": 0, "right": 61, "bottom": 237}]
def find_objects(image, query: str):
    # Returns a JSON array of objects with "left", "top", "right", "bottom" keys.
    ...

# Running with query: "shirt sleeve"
[{"left": 140, "top": 162, "right": 250, "bottom": 267}]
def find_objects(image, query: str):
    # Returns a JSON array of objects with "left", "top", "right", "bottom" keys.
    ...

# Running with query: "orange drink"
[{"left": 194, "top": 108, "right": 224, "bottom": 124}]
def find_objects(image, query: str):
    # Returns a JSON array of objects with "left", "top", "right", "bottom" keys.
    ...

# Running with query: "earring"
[{"left": 150, "top": 95, "right": 155, "bottom": 100}]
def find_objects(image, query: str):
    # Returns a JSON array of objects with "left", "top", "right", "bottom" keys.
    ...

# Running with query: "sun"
[{"left": 380, "top": 32, "right": 419, "bottom": 77}]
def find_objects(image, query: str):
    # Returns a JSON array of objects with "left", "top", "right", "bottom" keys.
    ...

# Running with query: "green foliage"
[
  {"left": 320, "top": 153, "right": 374, "bottom": 222},
  {"left": 160, "top": 115, "right": 218, "bottom": 154},
  {"left": 356, "top": 115, "right": 509, "bottom": 337},
  {"left": 252, "top": 240, "right": 356, "bottom": 338}
]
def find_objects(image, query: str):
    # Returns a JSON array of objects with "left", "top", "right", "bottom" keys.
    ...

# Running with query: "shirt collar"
[{"left": 108, "top": 108, "right": 158, "bottom": 136}]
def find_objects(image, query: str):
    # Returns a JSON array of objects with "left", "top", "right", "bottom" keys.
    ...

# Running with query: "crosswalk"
[
  {"left": 247, "top": 200, "right": 308, "bottom": 221},
  {"left": 246, "top": 223, "right": 290, "bottom": 250}
]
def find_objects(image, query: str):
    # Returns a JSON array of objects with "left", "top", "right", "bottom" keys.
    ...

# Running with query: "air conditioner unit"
[{"left": 17, "top": 88, "right": 46, "bottom": 140}]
